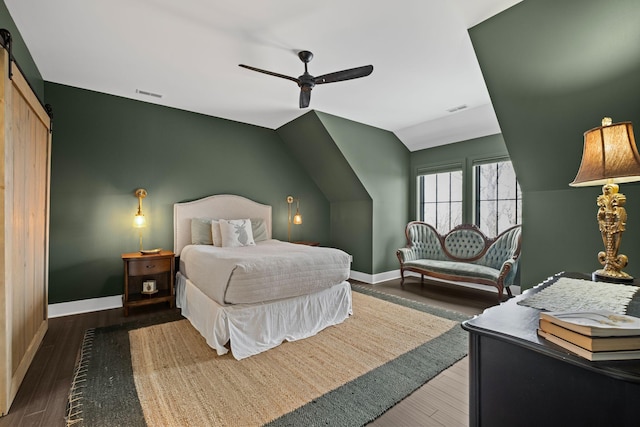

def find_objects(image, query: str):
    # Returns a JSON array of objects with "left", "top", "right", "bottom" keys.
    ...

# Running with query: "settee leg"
[
  {"left": 421, "top": 274, "right": 424, "bottom": 285},
  {"left": 497, "top": 286, "right": 514, "bottom": 303},
  {"left": 400, "top": 270, "right": 405, "bottom": 287}
]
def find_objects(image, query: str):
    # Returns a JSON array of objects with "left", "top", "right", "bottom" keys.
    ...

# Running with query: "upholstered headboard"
[{"left": 173, "top": 194, "right": 272, "bottom": 256}]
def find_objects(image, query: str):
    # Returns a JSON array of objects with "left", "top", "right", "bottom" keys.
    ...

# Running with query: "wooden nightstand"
[
  {"left": 293, "top": 241, "right": 320, "bottom": 246},
  {"left": 122, "top": 250, "right": 175, "bottom": 316}
]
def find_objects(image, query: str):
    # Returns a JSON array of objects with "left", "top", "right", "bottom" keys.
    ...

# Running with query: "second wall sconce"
[{"left": 287, "top": 195, "right": 302, "bottom": 241}]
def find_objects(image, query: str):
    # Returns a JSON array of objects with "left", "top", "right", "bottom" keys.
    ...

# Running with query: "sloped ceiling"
[{"left": 5, "top": 0, "right": 521, "bottom": 151}]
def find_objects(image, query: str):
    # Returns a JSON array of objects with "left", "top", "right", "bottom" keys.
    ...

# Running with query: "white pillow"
[
  {"left": 219, "top": 219, "right": 255, "bottom": 247},
  {"left": 211, "top": 220, "right": 222, "bottom": 247}
]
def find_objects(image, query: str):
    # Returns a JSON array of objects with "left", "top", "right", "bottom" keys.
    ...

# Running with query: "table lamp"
[{"left": 570, "top": 117, "right": 640, "bottom": 282}]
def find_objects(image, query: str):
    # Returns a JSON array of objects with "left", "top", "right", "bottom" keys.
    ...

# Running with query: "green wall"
[
  {"left": 45, "top": 82, "right": 330, "bottom": 303},
  {"left": 410, "top": 133, "right": 510, "bottom": 223},
  {"left": 6, "top": 0, "right": 537, "bottom": 302},
  {"left": 278, "top": 111, "right": 410, "bottom": 275},
  {"left": 316, "top": 112, "right": 410, "bottom": 274},
  {"left": 471, "top": 0, "right": 640, "bottom": 288},
  {"left": 276, "top": 111, "right": 373, "bottom": 273},
  {"left": 0, "top": 0, "right": 44, "bottom": 101}
]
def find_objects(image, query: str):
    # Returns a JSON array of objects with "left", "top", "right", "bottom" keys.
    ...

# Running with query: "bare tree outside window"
[
  {"left": 475, "top": 160, "right": 522, "bottom": 237},
  {"left": 418, "top": 170, "right": 462, "bottom": 233}
]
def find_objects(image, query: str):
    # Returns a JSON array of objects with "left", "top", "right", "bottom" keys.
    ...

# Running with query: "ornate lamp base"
[
  {"left": 592, "top": 182, "right": 634, "bottom": 284},
  {"left": 592, "top": 269, "right": 634, "bottom": 284}
]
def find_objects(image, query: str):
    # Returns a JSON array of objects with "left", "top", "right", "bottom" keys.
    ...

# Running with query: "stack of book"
[{"left": 537, "top": 310, "right": 640, "bottom": 361}]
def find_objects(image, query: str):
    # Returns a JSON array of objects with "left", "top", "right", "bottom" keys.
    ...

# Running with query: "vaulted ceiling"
[{"left": 5, "top": 0, "right": 521, "bottom": 151}]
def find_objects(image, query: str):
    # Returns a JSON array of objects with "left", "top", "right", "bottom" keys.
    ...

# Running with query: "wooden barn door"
[{"left": 0, "top": 43, "right": 51, "bottom": 415}]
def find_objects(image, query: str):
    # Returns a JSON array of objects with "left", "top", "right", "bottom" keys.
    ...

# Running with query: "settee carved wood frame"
[{"left": 396, "top": 222, "right": 522, "bottom": 302}]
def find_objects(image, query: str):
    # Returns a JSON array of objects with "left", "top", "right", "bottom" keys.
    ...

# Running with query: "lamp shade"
[
  {"left": 133, "top": 188, "right": 147, "bottom": 228},
  {"left": 570, "top": 120, "right": 640, "bottom": 187},
  {"left": 133, "top": 213, "right": 146, "bottom": 228},
  {"left": 293, "top": 212, "right": 302, "bottom": 225}
]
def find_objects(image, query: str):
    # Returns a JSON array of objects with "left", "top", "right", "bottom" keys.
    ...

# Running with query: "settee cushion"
[{"left": 403, "top": 259, "right": 501, "bottom": 282}]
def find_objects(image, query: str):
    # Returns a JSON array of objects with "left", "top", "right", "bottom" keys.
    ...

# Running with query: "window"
[
  {"left": 418, "top": 169, "right": 462, "bottom": 234},
  {"left": 474, "top": 160, "right": 522, "bottom": 237},
  {"left": 416, "top": 159, "right": 522, "bottom": 237}
]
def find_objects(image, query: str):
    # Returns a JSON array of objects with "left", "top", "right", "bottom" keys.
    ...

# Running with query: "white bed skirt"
[{"left": 176, "top": 272, "right": 353, "bottom": 360}]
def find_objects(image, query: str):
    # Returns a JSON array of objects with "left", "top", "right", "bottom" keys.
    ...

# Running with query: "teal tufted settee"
[{"left": 396, "top": 222, "right": 522, "bottom": 302}]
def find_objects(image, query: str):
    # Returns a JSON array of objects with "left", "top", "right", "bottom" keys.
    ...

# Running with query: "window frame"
[
  {"left": 416, "top": 163, "right": 464, "bottom": 233},
  {"left": 472, "top": 157, "right": 522, "bottom": 237}
]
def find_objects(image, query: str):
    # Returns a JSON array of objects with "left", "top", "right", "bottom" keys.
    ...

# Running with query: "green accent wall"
[
  {"left": 5, "top": 0, "right": 527, "bottom": 301},
  {"left": 410, "top": 134, "right": 509, "bottom": 224},
  {"left": 276, "top": 111, "right": 373, "bottom": 273},
  {"left": 45, "top": 82, "right": 330, "bottom": 303},
  {"left": 316, "top": 112, "right": 410, "bottom": 274},
  {"left": 278, "top": 111, "right": 410, "bottom": 275},
  {"left": 470, "top": 0, "right": 640, "bottom": 288}
]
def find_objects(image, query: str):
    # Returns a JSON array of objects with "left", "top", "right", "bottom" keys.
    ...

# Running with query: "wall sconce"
[
  {"left": 133, "top": 188, "right": 147, "bottom": 251},
  {"left": 570, "top": 117, "right": 640, "bottom": 282},
  {"left": 287, "top": 195, "right": 302, "bottom": 242}
]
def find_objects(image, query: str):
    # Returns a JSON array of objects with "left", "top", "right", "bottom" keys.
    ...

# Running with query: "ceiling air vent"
[
  {"left": 135, "top": 89, "right": 163, "bottom": 99},
  {"left": 447, "top": 104, "right": 468, "bottom": 113}
]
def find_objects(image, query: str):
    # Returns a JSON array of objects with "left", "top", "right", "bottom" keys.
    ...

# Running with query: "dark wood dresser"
[{"left": 461, "top": 272, "right": 640, "bottom": 427}]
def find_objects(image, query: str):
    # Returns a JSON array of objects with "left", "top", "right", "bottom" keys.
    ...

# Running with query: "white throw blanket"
[
  {"left": 180, "top": 239, "right": 351, "bottom": 305},
  {"left": 518, "top": 277, "right": 639, "bottom": 314}
]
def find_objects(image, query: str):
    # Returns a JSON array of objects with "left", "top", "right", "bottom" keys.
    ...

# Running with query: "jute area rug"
[{"left": 66, "top": 285, "right": 468, "bottom": 426}]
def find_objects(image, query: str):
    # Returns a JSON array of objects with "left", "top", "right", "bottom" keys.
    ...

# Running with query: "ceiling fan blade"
[
  {"left": 314, "top": 65, "right": 373, "bottom": 85},
  {"left": 239, "top": 64, "right": 299, "bottom": 84},
  {"left": 299, "top": 87, "right": 311, "bottom": 109}
]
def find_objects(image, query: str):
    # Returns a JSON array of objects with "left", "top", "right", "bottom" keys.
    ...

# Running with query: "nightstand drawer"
[{"left": 128, "top": 258, "right": 171, "bottom": 276}]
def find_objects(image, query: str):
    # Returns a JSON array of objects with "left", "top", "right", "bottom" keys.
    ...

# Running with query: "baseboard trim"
[
  {"left": 48, "top": 295, "right": 123, "bottom": 318},
  {"left": 350, "top": 269, "right": 401, "bottom": 284}
]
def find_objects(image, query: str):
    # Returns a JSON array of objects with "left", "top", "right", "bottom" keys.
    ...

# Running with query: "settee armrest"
[
  {"left": 481, "top": 225, "right": 522, "bottom": 270},
  {"left": 396, "top": 247, "right": 418, "bottom": 263},
  {"left": 498, "top": 256, "right": 519, "bottom": 286}
]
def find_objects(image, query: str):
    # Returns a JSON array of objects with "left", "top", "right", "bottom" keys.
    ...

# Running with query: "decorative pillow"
[
  {"left": 191, "top": 217, "right": 213, "bottom": 245},
  {"left": 219, "top": 219, "right": 256, "bottom": 247},
  {"left": 250, "top": 218, "right": 268, "bottom": 242},
  {"left": 211, "top": 219, "right": 222, "bottom": 247}
]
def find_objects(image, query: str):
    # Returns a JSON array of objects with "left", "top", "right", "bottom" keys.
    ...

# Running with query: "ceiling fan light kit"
[{"left": 239, "top": 50, "right": 373, "bottom": 108}]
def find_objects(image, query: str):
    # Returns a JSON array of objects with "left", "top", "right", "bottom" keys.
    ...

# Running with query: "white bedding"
[
  {"left": 173, "top": 194, "right": 354, "bottom": 359},
  {"left": 180, "top": 239, "right": 351, "bottom": 305},
  {"left": 176, "top": 273, "right": 353, "bottom": 359}
]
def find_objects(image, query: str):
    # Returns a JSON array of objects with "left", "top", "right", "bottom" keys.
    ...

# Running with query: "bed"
[{"left": 173, "top": 194, "right": 353, "bottom": 360}]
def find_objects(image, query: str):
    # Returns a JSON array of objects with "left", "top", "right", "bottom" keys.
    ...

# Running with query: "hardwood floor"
[
  {"left": 0, "top": 277, "right": 507, "bottom": 427},
  {"left": 366, "top": 279, "right": 507, "bottom": 427}
]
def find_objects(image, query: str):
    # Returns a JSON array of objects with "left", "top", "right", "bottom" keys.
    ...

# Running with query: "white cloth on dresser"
[{"left": 518, "top": 277, "right": 639, "bottom": 314}]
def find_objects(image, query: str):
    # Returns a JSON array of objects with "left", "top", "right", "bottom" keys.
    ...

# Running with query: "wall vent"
[
  {"left": 447, "top": 104, "right": 468, "bottom": 113},
  {"left": 135, "top": 89, "right": 163, "bottom": 99}
]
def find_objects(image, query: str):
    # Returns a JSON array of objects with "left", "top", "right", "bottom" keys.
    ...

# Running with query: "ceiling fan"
[{"left": 239, "top": 50, "right": 373, "bottom": 109}]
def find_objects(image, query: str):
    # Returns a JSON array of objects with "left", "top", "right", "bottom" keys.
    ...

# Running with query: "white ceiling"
[{"left": 6, "top": 0, "right": 521, "bottom": 151}]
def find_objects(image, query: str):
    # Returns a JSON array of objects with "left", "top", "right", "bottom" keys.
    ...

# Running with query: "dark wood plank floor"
[{"left": 0, "top": 278, "right": 506, "bottom": 427}]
